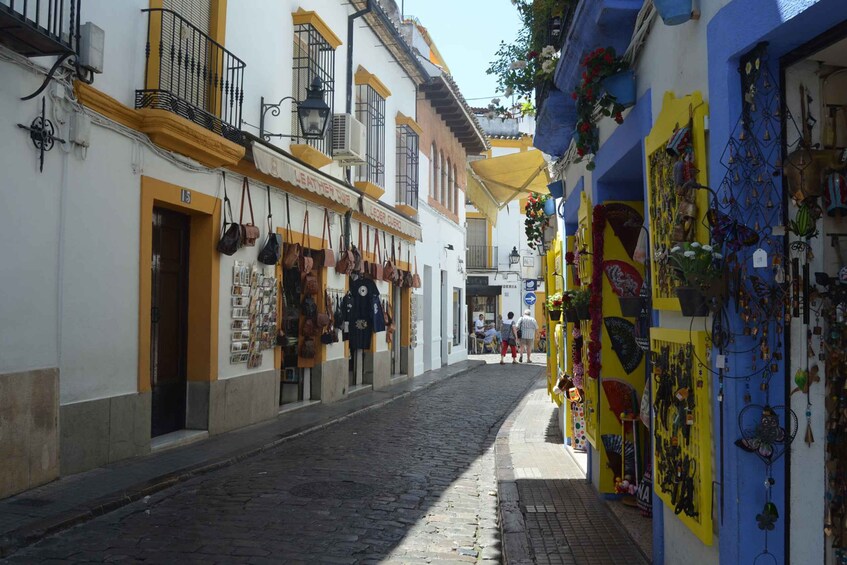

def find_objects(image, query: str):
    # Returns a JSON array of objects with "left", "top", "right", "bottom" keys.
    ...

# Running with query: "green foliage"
[
  {"left": 667, "top": 242, "right": 723, "bottom": 288},
  {"left": 524, "top": 193, "right": 549, "bottom": 250}
]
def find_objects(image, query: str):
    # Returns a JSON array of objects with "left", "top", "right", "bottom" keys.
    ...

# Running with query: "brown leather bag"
[
  {"left": 302, "top": 318, "right": 318, "bottom": 338},
  {"left": 382, "top": 232, "right": 396, "bottom": 282},
  {"left": 304, "top": 272, "right": 319, "bottom": 295},
  {"left": 316, "top": 209, "right": 336, "bottom": 269},
  {"left": 299, "top": 210, "right": 314, "bottom": 275},
  {"left": 335, "top": 233, "right": 353, "bottom": 275},
  {"left": 412, "top": 256, "right": 422, "bottom": 288},
  {"left": 239, "top": 178, "right": 260, "bottom": 246},
  {"left": 317, "top": 291, "right": 332, "bottom": 327},
  {"left": 282, "top": 194, "right": 300, "bottom": 268},
  {"left": 363, "top": 225, "right": 372, "bottom": 277},
  {"left": 351, "top": 223, "right": 364, "bottom": 273},
  {"left": 300, "top": 337, "right": 316, "bottom": 359},
  {"left": 370, "top": 228, "right": 384, "bottom": 281}
]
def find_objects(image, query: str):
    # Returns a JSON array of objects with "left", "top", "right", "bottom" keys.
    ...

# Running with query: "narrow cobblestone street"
[{"left": 5, "top": 361, "right": 541, "bottom": 564}]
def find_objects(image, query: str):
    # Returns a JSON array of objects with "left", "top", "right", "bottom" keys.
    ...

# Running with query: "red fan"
[
  {"left": 605, "top": 203, "right": 643, "bottom": 260},
  {"left": 603, "top": 260, "right": 643, "bottom": 297},
  {"left": 602, "top": 378, "right": 639, "bottom": 424}
]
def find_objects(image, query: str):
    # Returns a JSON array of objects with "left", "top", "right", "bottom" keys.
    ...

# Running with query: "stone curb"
[
  {"left": 0, "top": 360, "right": 485, "bottom": 559},
  {"left": 494, "top": 375, "right": 545, "bottom": 564}
]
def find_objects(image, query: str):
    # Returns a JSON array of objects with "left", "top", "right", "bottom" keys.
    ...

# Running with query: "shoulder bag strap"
[
  {"left": 366, "top": 225, "right": 371, "bottom": 258},
  {"left": 358, "top": 222, "right": 363, "bottom": 250},
  {"left": 374, "top": 228, "right": 381, "bottom": 263},
  {"left": 265, "top": 185, "right": 273, "bottom": 233},
  {"left": 325, "top": 210, "right": 333, "bottom": 251},
  {"left": 221, "top": 172, "right": 233, "bottom": 227},
  {"left": 301, "top": 209, "right": 310, "bottom": 248},
  {"left": 320, "top": 209, "right": 329, "bottom": 248},
  {"left": 285, "top": 193, "right": 292, "bottom": 243},
  {"left": 241, "top": 177, "right": 255, "bottom": 225}
]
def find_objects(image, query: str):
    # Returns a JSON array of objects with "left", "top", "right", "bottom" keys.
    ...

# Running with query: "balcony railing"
[
  {"left": 136, "top": 8, "right": 245, "bottom": 144},
  {"left": 0, "top": 0, "right": 80, "bottom": 56},
  {"left": 467, "top": 245, "right": 498, "bottom": 270}
]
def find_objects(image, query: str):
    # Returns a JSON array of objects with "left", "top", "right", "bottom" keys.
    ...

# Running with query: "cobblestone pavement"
[
  {"left": 496, "top": 380, "right": 650, "bottom": 565},
  {"left": 5, "top": 360, "right": 541, "bottom": 564}
]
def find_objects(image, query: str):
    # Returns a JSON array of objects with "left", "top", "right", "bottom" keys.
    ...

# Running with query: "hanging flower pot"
[
  {"left": 618, "top": 296, "right": 643, "bottom": 317},
  {"left": 547, "top": 179, "right": 565, "bottom": 199},
  {"left": 543, "top": 197, "right": 557, "bottom": 216},
  {"left": 549, "top": 308, "right": 562, "bottom": 322},
  {"left": 576, "top": 304, "right": 590, "bottom": 321},
  {"left": 654, "top": 0, "right": 694, "bottom": 25},
  {"left": 602, "top": 70, "right": 636, "bottom": 108},
  {"left": 675, "top": 287, "right": 709, "bottom": 316},
  {"left": 564, "top": 307, "right": 579, "bottom": 324}
]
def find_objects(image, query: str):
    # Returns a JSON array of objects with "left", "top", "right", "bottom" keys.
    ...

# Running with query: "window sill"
[
  {"left": 355, "top": 181, "right": 386, "bottom": 200},
  {"left": 396, "top": 203, "right": 418, "bottom": 217},
  {"left": 289, "top": 144, "right": 333, "bottom": 169}
]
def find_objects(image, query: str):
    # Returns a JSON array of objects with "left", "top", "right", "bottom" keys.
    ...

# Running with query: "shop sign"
[
  {"left": 251, "top": 142, "right": 358, "bottom": 209},
  {"left": 361, "top": 198, "right": 423, "bottom": 241},
  {"left": 524, "top": 279, "right": 537, "bottom": 291}
]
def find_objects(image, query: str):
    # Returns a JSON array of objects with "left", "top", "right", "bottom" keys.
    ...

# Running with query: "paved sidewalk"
[
  {"left": 0, "top": 360, "right": 483, "bottom": 559},
  {"left": 495, "top": 377, "right": 651, "bottom": 565}
]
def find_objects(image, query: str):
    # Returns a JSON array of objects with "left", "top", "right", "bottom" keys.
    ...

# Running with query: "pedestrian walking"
[
  {"left": 500, "top": 312, "right": 518, "bottom": 364},
  {"left": 516, "top": 309, "right": 539, "bottom": 363}
]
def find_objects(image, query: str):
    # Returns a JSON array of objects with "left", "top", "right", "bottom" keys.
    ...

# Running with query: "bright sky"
[{"left": 400, "top": 0, "right": 523, "bottom": 104}]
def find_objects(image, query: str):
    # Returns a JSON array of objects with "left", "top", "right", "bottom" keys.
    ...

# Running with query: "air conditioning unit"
[{"left": 331, "top": 113, "right": 366, "bottom": 166}]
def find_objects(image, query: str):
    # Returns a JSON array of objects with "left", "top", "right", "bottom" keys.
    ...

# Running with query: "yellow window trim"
[
  {"left": 139, "top": 176, "right": 220, "bottom": 394},
  {"left": 355, "top": 66, "right": 392, "bottom": 99},
  {"left": 395, "top": 112, "right": 423, "bottom": 136},
  {"left": 75, "top": 82, "right": 245, "bottom": 168},
  {"left": 355, "top": 180, "right": 386, "bottom": 200},
  {"left": 396, "top": 204, "right": 418, "bottom": 217},
  {"left": 292, "top": 8, "right": 342, "bottom": 49},
  {"left": 289, "top": 144, "right": 333, "bottom": 170}
]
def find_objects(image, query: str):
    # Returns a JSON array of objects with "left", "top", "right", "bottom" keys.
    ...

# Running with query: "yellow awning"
[
  {"left": 469, "top": 150, "right": 551, "bottom": 208},
  {"left": 465, "top": 171, "right": 500, "bottom": 226}
]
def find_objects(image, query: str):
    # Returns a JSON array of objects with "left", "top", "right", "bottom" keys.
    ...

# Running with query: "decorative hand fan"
[
  {"left": 602, "top": 378, "right": 639, "bottom": 424},
  {"left": 603, "top": 317, "right": 644, "bottom": 374},
  {"left": 602, "top": 433, "right": 635, "bottom": 477},
  {"left": 604, "top": 203, "right": 643, "bottom": 259},
  {"left": 603, "top": 260, "right": 643, "bottom": 297}
]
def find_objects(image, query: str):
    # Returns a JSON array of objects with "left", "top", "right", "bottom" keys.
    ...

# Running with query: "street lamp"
[
  {"left": 259, "top": 77, "right": 331, "bottom": 141},
  {"left": 508, "top": 246, "right": 520, "bottom": 265}
]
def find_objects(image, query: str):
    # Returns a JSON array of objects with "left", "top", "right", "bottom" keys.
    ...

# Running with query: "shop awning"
[
  {"left": 467, "top": 284, "right": 502, "bottom": 297},
  {"left": 466, "top": 171, "right": 500, "bottom": 226},
  {"left": 469, "top": 150, "right": 551, "bottom": 208}
]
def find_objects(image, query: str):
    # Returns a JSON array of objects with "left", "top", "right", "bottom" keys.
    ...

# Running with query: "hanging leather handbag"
[
  {"left": 239, "top": 177, "right": 260, "bottom": 246},
  {"left": 299, "top": 210, "right": 314, "bottom": 275},
  {"left": 300, "top": 337, "right": 317, "bottom": 359},
  {"left": 382, "top": 232, "right": 396, "bottom": 282},
  {"left": 216, "top": 173, "right": 241, "bottom": 256},
  {"left": 304, "top": 271, "right": 319, "bottom": 295},
  {"left": 402, "top": 250, "right": 414, "bottom": 287},
  {"left": 370, "top": 228, "right": 384, "bottom": 281},
  {"left": 282, "top": 194, "right": 300, "bottom": 268},
  {"left": 412, "top": 255, "right": 422, "bottom": 288},
  {"left": 363, "top": 225, "right": 372, "bottom": 277},
  {"left": 302, "top": 318, "right": 318, "bottom": 338},
  {"left": 258, "top": 185, "right": 281, "bottom": 265},
  {"left": 315, "top": 209, "right": 336, "bottom": 269},
  {"left": 302, "top": 296, "right": 318, "bottom": 318},
  {"left": 335, "top": 231, "right": 353, "bottom": 275},
  {"left": 317, "top": 291, "right": 332, "bottom": 328}
]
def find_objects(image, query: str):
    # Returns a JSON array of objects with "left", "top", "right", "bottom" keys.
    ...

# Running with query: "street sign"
[
  {"left": 524, "top": 279, "right": 537, "bottom": 291},
  {"left": 524, "top": 292, "right": 537, "bottom": 306}
]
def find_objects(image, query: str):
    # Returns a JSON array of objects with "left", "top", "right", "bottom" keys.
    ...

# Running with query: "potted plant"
[
  {"left": 570, "top": 288, "right": 591, "bottom": 320},
  {"left": 654, "top": 0, "right": 695, "bottom": 26},
  {"left": 667, "top": 242, "right": 723, "bottom": 316},
  {"left": 618, "top": 291, "right": 643, "bottom": 317},
  {"left": 571, "top": 47, "right": 633, "bottom": 170},
  {"left": 547, "top": 292, "right": 564, "bottom": 321}
]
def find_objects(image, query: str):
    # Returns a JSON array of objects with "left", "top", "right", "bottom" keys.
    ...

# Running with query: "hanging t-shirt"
[{"left": 348, "top": 277, "right": 385, "bottom": 350}]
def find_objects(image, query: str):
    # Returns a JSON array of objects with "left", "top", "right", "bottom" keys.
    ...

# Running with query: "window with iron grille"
[
  {"left": 396, "top": 124, "right": 419, "bottom": 209},
  {"left": 356, "top": 85, "right": 386, "bottom": 188},
  {"left": 431, "top": 143, "right": 438, "bottom": 198},
  {"left": 292, "top": 23, "right": 335, "bottom": 155}
]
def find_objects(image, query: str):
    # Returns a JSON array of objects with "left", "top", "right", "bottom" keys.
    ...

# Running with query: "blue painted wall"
[{"left": 707, "top": 1, "right": 847, "bottom": 563}]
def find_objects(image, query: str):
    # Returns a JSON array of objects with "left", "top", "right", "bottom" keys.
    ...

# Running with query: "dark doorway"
[{"left": 150, "top": 207, "right": 190, "bottom": 437}]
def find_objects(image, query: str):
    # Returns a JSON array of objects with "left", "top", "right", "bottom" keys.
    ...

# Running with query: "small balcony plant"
[
  {"left": 571, "top": 47, "right": 634, "bottom": 170},
  {"left": 667, "top": 242, "right": 723, "bottom": 316},
  {"left": 547, "top": 292, "right": 565, "bottom": 322},
  {"left": 570, "top": 287, "right": 591, "bottom": 321}
]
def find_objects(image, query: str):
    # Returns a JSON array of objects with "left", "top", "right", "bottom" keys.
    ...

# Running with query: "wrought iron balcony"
[
  {"left": 467, "top": 245, "right": 498, "bottom": 270},
  {"left": 136, "top": 8, "right": 245, "bottom": 144},
  {"left": 0, "top": 0, "right": 80, "bottom": 56}
]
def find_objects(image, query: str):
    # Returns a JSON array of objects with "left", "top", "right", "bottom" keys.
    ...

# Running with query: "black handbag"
[
  {"left": 216, "top": 173, "right": 241, "bottom": 255},
  {"left": 302, "top": 296, "right": 318, "bottom": 319},
  {"left": 258, "top": 185, "right": 281, "bottom": 265}
]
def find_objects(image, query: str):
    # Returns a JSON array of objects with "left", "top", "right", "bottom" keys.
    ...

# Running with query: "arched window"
[
  {"left": 431, "top": 143, "right": 438, "bottom": 198},
  {"left": 453, "top": 164, "right": 459, "bottom": 213},
  {"left": 440, "top": 151, "right": 447, "bottom": 204},
  {"left": 447, "top": 160, "right": 454, "bottom": 212}
]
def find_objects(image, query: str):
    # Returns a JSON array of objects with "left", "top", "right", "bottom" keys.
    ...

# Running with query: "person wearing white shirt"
[
  {"left": 474, "top": 314, "right": 485, "bottom": 337},
  {"left": 516, "top": 309, "right": 539, "bottom": 363}
]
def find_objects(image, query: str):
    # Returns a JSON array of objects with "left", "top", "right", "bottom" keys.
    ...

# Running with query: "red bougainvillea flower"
[
  {"left": 528, "top": 50, "right": 539, "bottom": 60},
  {"left": 571, "top": 91, "right": 578, "bottom": 100},
  {"left": 565, "top": 251, "right": 575, "bottom": 264}
]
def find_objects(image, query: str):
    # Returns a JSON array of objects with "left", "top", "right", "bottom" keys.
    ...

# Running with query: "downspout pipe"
[{"left": 346, "top": 0, "right": 372, "bottom": 115}]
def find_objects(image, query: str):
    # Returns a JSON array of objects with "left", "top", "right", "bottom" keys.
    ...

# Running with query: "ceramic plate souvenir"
[
  {"left": 603, "top": 260, "right": 644, "bottom": 297},
  {"left": 602, "top": 378, "right": 639, "bottom": 424},
  {"left": 604, "top": 203, "right": 644, "bottom": 260},
  {"left": 603, "top": 317, "right": 644, "bottom": 374}
]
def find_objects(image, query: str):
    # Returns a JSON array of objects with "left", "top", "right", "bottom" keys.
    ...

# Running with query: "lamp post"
[{"left": 259, "top": 77, "right": 331, "bottom": 142}]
